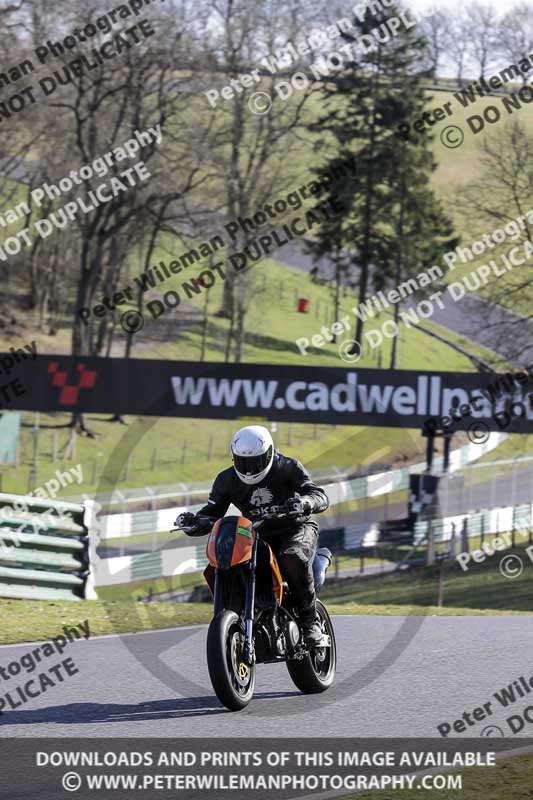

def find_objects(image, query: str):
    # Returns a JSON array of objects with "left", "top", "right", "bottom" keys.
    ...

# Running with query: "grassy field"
[
  {"left": 3, "top": 245, "right": 499, "bottom": 368},
  {"left": 321, "top": 541, "right": 533, "bottom": 612},
  {"left": 1, "top": 82, "right": 522, "bottom": 497},
  {"left": 0, "top": 248, "right": 500, "bottom": 495},
  {"left": 0, "top": 597, "right": 524, "bottom": 645},
  {"left": 97, "top": 569, "right": 203, "bottom": 602},
  {"left": 346, "top": 753, "right": 533, "bottom": 800},
  {"left": 419, "top": 88, "right": 533, "bottom": 319},
  {"left": 1, "top": 412, "right": 429, "bottom": 495},
  {"left": 430, "top": 91, "right": 533, "bottom": 188},
  {"left": 0, "top": 86, "right": 528, "bottom": 505},
  {"left": 475, "top": 435, "right": 533, "bottom": 466}
]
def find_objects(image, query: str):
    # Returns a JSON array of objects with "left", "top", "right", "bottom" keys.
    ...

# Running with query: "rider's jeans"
[{"left": 263, "top": 523, "right": 318, "bottom": 616}]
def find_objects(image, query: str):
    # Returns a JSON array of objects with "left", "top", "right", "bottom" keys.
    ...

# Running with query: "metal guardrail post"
[
  {"left": 144, "top": 486, "right": 156, "bottom": 511},
  {"left": 461, "top": 518, "right": 469, "bottom": 552},
  {"left": 115, "top": 490, "right": 126, "bottom": 556},
  {"left": 82, "top": 498, "right": 100, "bottom": 600},
  {"left": 437, "top": 559, "right": 444, "bottom": 608},
  {"left": 426, "top": 520, "right": 435, "bottom": 566},
  {"left": 178, "top": 482, "right": 190, "bottom": 508}
]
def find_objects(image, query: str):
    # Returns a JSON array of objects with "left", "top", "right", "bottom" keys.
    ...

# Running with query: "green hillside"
[{"left": 1, "top": 83, "right": 525, "bottom": 495}]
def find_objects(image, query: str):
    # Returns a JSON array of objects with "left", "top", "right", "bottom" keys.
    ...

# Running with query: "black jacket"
[{"left": 197, "top": 451, "right": 329, "bottom": 535}]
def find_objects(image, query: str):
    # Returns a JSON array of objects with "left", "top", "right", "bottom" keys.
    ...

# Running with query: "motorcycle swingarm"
[
  {"left": 256, "top": 655, "right": 288, "bottom": 665},
  {"left": 286, "top": 635, "right": 331, "bottom": 660}
]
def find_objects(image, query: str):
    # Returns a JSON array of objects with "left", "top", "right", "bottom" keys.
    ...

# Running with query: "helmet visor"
[{"left": 233, "top": 445, "right": 273, "bottom": 478}]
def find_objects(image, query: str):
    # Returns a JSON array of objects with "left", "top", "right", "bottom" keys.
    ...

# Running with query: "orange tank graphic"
[{"left": 204, "top": 516, "right": 283, "bottom": 605}]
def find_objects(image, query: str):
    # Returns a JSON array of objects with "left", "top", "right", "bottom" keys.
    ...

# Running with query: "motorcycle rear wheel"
[
  {"left": 286, "top": 600, "right": 336, "bottom": 693},
  {"left": 206, "top": 610, "right": 256, "bottom": 711}
]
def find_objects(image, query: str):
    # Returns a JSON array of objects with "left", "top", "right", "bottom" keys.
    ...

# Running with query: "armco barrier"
[
  {"left": 97, "top": 432, "right": 506, "bottom": 543},
  {"left": 95, "top": 499, "right": 533, "bottom": 587},
  {"left": 0, "top": 493, "right": 98, "bottom": 601},
  {"left": 413, "top": 502, "right": 533, "bottom": 545}
]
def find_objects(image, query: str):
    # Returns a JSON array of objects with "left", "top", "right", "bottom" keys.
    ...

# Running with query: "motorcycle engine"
[
  {"left": 275, "top": 633, "right": 286, "bottom": 655},
  {"left": 285, "top": 620, "right": 300, "bottom": 648}
]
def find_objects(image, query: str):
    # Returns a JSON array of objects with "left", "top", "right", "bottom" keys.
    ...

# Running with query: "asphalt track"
[{"left": 1, "top": 615, "right": 531, "bottom": 739}]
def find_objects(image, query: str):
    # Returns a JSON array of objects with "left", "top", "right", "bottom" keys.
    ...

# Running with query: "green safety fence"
[
  {"left": 331, "top": 501, "right": 533, "bottom": 553},
  {"left": 0, "top": 492, "right": 98, "bottom": 602}
]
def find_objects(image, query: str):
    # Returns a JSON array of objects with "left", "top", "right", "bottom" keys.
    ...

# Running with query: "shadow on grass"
[{"left": 242, "top": 327, "right": 326, "bottom": 360}]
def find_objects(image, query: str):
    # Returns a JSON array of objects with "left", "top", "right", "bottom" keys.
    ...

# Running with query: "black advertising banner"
[
  {"left": 4, "top": 354, "right": 533, "bottom": 433},
  {"left": 0, "top": 738, "right": 525, "bottom": 800}
]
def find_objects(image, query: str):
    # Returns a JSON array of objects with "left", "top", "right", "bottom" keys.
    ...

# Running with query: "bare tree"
[
  {"left": 499, "top": 2, "right": 533, "bottom": 82},
  {"left": 456, "top": 120, "right": 533, "bottom": 365},
  {"left": 20, "top": 0, "right": 208, "bottom": 360},
  {"left": 202, "top": 0, "right": 317, "bottom": 362},
  {"left": 467, "top": 1, "right": 499, "bottom": 80},
  {"left": 0, "top": 0, "right": 215, "bottom": 432},
  {"left": 447, "top": 6, "right": 471, "bottom": 86},
  {"left": 419, "top": 6, "right": 451, "bottom": 82}
]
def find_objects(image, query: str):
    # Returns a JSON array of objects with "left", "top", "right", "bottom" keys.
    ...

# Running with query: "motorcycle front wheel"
[
  {"left": 206, "top": 610, "right": 256, "bottom": 711},
  {"left": 286, "top": 599, "right": 336, "bottom": 693}
]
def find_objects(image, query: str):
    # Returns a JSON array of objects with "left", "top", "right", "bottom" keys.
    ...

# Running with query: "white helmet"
[{"left": 231, "top": 425, "right": 274, "bottom": 485}]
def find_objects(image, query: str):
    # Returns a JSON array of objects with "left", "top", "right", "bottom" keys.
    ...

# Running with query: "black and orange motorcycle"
[{"left": 175, "top": 506, "right": 336, "bottom": 711}]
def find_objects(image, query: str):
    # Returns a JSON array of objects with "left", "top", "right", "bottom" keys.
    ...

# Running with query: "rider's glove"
[
  {"left": 285, "top": 495, "right": 313, "bottom": 516},
  {"left": 175, "top": 511, "right": 197, "bottom": 530}
]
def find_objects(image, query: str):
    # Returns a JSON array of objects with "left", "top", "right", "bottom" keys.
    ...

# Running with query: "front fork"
[
  {"left": 212, "top": 541, "right": 257, "bottom": 666},
  {"left": 243, "top": 537, "right": 257, "bottom": 665}
]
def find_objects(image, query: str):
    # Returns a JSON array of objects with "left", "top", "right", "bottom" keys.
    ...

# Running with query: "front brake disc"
[{"left": 231, "top": 632, "right": 250, "bottom": 686}]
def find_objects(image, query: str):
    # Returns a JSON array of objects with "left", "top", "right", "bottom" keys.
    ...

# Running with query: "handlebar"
[
  {"left": 171, "top": 515, "right": 216, "bottom": 534},
  {"left": 172, "top": 506, "right": 303, "bottom": 533}
]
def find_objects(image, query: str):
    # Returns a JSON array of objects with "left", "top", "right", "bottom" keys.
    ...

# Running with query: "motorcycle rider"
[{"left": 177, "top": 425, "right": 329, "bottom": 645}]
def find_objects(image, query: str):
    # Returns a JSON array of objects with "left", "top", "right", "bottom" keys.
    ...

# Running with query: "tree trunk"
[
  {"left": 216, "top": 275, "right": 234, "bottom": 319},
  {"left": 389, "top": 172, "right": 406, "bottom": 370},
  {"left": 200, "top": 287, "right": 210, "bottom": 361},
  {"left": 332, "top": 254, "right": 342, "bottom": 344},
  {"left": 234, "top": 303, "right": 245, "bottom": 363},
  {"left": 389, "top": 301, "right": 401, "bottom": 369},
  {"left": 224, "top": 302, "right": 235, "bottom": 363}
]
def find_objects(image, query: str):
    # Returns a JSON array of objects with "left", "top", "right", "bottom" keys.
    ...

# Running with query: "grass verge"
[
  {"left": 344, "top": 753, "right": 533, "bottom": 800},
  {"left": 321, "top": 543, "right": 533, "bottom": 612},
  {"left": 0, "top": 599, "right": 527, "bottom": 645}
]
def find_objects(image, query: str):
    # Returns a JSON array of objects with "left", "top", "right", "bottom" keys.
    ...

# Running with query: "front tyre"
[
  {"left": 286, "top": 600, "right": 336, "bottom": 694},
  {"left": 206, "top": 610, "right": 256, "bottom": 711}
]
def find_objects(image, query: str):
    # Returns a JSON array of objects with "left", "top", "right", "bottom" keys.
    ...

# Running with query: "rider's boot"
[{"left": 300, "top": 607, "right": 322, "bottom": 646}]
